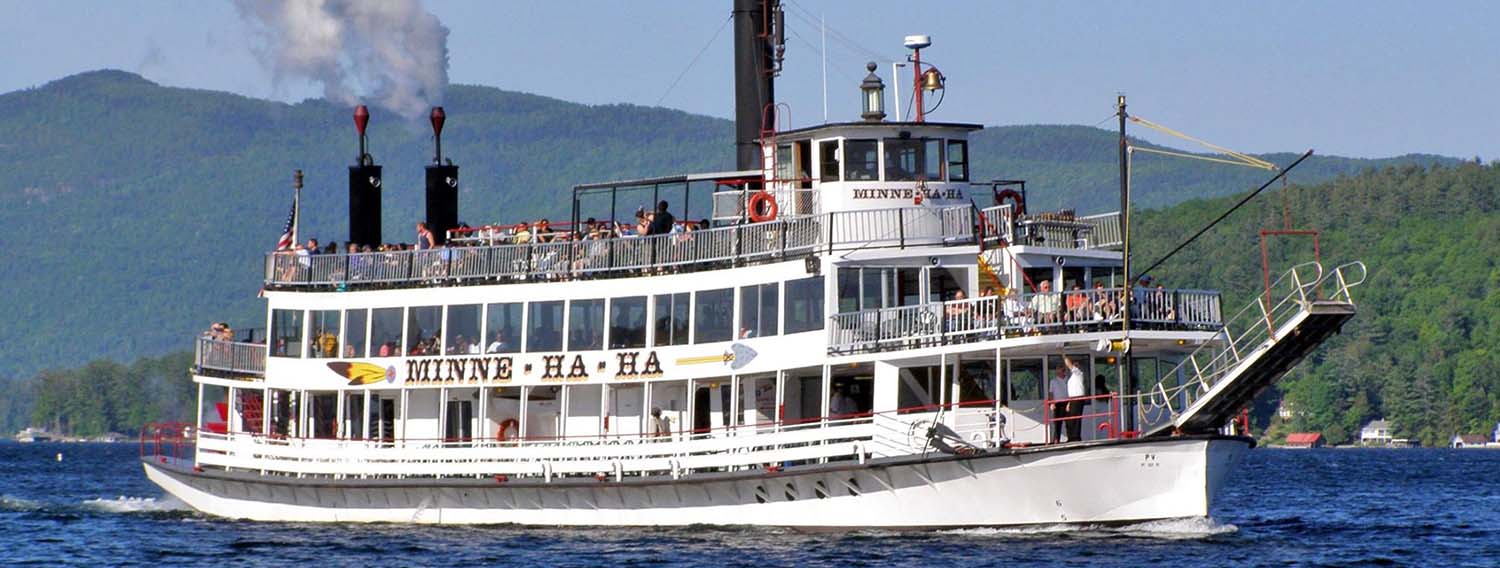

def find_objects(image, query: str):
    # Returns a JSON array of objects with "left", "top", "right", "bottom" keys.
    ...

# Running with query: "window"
[
  {"left": 609, "top": 296, "right": 648, "bottom": 349},
  {"left": 739, "top": 283, "right": 779, "bottom": 338},
  {"left": 784, "top": 276, "right": 825, "bottom": 333},
  {"left": 370, "top": 308, "right": 402, "bottom": 357},
  {"left": 653, "top": 293, "right": 690, "bottom": 347},
  {"left": 836, "top": 268, "right": 860, "bottom": 313},
  {"left": 924, "top": 138, "right": 944, "bottom": 180},
  {"left": 694, "top": 288, "right": 734, "bottom": 344},
  {"left": 947, "top": 140, "right": 968, "bottom": 181},
  {"left": 844, "top": 139, "right": 879, "bottom": 181},
  {"left": 406, "top": 306, "right": 442, "bottom": 356},
  {"left": 308, "top": 310, "right": 340, "bottom": 359},
  {"left": 446, "top": 304, "right": 481, "bottom": 355},
  {"left": 270, "top": 309, "right": 303, "bottom": 358},
  {"left": 819, "top": 140, "right": 841, "bottom": 182},
  {"left": 883, "top": 138, "right": 921, "bottom": 181},
  {"left": 897, "top": 366, "right": 942, "bottom": 413},
  {"left": 775, "top": 144, "right": 796, "bottom": 183},
  {"left": 1008, "top": 358, "right": 1043, "bottom": 402},
  {"left": 527, "top": 301, "right": 564, "bottom": 352},
  {"left": 485, "top": 302, "right": 523, "bottom": 354},
  {"left": 343, "top": 309, "right": 367, "bottom": 358},
  {"left": 568, "top": 299, "right": 605, "bottom": 351}
]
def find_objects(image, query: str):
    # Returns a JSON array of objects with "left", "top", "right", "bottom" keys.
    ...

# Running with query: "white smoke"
[{"left": 234, "top": 0, "right": 450, "bottom": 119}]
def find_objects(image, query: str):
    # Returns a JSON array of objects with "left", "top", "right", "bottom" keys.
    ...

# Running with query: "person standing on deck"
[
  {"left": 647, "top": 200, "right": 675, "bottom": 235},
  {"left": 415, "top": 222, "right": 436, "bottom": 250},
  {"left": 1048, "top": 366, "right": 1069, "bottom": 443},
  {"left": 1064, "top": 357, "right": 1086, "bottom": 442}
]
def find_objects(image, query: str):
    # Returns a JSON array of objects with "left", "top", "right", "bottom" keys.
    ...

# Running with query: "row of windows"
[
  {"left": 270, "top": 277, "right": 825, "bottom": 359},
  {"left": 818, "top": 138, "right": 968, "bottom": 183}
]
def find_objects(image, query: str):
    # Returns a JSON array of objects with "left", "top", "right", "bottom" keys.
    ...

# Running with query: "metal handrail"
[
  {"left": 264, "top": 206, "right": 975, "bottom": 289},
  {"left": 195, "top": 337, "right": 267, "bottom": 376}
]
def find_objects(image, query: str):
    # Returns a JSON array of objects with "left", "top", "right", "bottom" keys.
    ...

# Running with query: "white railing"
[
  {"left": 194, "top": 337, "right": 267, "bottom": 376},
  {"left": 266, "top": 206, "right": 974, "bottom": 289},
  {"left": 1129, "top": 261, "right": 1367, "bottom": 432},
  {"left": 978, "top": 204, "right": 1015, "bottom": 245},
  {"left": 827, "top": 287, "right": 1222, "bottom": 354},
  {"left": 1081, "top": 212, "right": 1123, "bottom": 249}
]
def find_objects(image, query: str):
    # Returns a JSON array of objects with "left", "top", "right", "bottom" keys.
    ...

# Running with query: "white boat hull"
[{"left": 145, "top": 436, "right": 1248, "bottom": 528}]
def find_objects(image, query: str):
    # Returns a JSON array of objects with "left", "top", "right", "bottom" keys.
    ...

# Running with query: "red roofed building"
[{"left": 1285, "top": 432, "right": 1324, "bottom": 448}]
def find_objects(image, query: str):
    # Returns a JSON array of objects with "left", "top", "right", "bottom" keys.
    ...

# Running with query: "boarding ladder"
[{"left": 1136, "top": 261, "right": 1367, "bottom": 437}]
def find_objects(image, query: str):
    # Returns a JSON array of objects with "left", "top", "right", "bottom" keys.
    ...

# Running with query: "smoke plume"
[{"left": 235, "top": 0, "right": 450, "bottom": 119}]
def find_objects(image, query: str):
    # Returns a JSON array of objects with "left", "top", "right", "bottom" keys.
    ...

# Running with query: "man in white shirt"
[
  {"left": 1048, "top": 365, "right": 1069, "bottom": 443},
  {"left": 1064, "top": 357, "right": 1087, "bottom": 442}
]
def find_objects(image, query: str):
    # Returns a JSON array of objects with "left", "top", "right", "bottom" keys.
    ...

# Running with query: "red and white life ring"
[
  {"left": 496, "top": 418, "right": 519, "bottom": 441},
  {"left": 747, "top": 191, "right": 779, "bottom": 223},
  {"left": 996, "top": 188, "right": 1025, "bottom": 216}
]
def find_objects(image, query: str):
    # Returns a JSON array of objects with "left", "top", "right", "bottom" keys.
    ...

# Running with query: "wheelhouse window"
[
  {"left": 370, "top": 308, "right": 402, "bottom": 357},
  {"left": 528, "top": 301, "right": 565, "bottom": 353},
  {"left": 270, "top": 309, "right": 303, "bottom": 358},
  {"left": 923, "top": 138, "right": 944, "bottom": 180},
  {"left": 406, "top": 306, "right": 442, "bottom": 356},
  {"left": 883, "top": 138, "right": 921, "bottom": 181},
  {"left": 308, "top": 310, "right": 341, "bottom": 359},
  {"left": 739, "top": 283, "right": 779, "bottom": 339},
  {"left": 819, "top": 139, "right": 841, "bottom": 182},
  {"left": 694, "top": 288, "right": 734, "bottom": 344},
  {"left": 609, "top": 296, "right": 648, "bottom": 349},
  {"left": 568, "top": 299, "right": 605, "bottom": 351},
  {"left": 343, "top": 308, "right": 367, "bottom": 358},
  {"left": 784, "top": 276, "right": 825, "bottom": 333},
  {"left": 446, "top": 304, "right": 481, "bottom": 355},
  {"left": 947, "top": 140, "right": 968, "bottom": 181},
  {"left": 775, "top": 144, "right": 796, "bottom": 183},
  {"left": 653, "top": 293, "right": 690, "bottom": 347},
  {"left": 485, "top": 302, "right": 522, "bottom": 354},
  {"left": 844, "top": 139, "right": 879, "bottom": 181}
]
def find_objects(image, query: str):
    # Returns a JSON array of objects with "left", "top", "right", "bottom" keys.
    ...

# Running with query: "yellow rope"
[
  {"left": 1131, "top": 146, "right": 1273, "bottom": 169},
  {"left": 1129, "top": 115, "right": 1277, "bottom": 171}
]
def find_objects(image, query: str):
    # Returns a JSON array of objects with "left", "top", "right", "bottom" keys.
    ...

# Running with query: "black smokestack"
[
  {"left": 733, "top": 0, "right": 778, "bottom": 171},
  {"left": 349, "top": 104, "right": 382, "bottom": 247},
  {"left": 425, "top": 106, "right": 458, "bottom": 244}
]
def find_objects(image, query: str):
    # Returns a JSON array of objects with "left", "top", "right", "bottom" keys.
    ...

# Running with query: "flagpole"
[{"left": 293, "top": 169, "right": 303, "bottom": 248}]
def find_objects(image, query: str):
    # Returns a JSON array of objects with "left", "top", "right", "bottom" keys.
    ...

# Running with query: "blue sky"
[{"left": 1, "top": 0, "right": 1496, "bottom": 159}]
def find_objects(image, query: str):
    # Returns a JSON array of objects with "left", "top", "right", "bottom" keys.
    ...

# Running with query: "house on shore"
[
  {"left": 1450, "top": 434, "right": 1489, "bottom": 448},
  {"left": 1286, "top": 432, "right": 1324, "bottom": 448},
  {"left": 1360, "top": 419, "right": 1393, "bottom": 446}
]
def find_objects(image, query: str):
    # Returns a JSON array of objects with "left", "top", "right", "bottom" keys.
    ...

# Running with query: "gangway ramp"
[{"left": 1138, "top": 262, "right": 1366, "bottom": 438}]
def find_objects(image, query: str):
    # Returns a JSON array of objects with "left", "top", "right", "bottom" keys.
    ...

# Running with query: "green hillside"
[
  {"left": 0, "top": 69, "right": 1463, "bottom": 407},
  {"left": 1135, "top": 162, "right": 1500, "bottom": 446}
]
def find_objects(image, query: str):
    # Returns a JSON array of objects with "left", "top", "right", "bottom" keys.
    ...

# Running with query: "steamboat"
[{"left": 143, "top": 0, "right": 1365, "bottom": 527}]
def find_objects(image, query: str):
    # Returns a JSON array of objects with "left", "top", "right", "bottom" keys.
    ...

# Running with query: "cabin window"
[
  {"left": 924, "top": 138, "right": 944, "bottom": 180},
  {"left": 784, "top": 276, "right": 825, "bottom": 333},
  {"left": 947, "top": 140, "right": 968, "bottom": 181},
  {"left": 819, "top": 140, "right": 841, "bottom": 182},
  {"left": 883, "top": 138, "right": 922, "bottom": 181},
  {"left": 270, "top": 309, "right": 303, "bottom": 358},
  {"left": 1007, "top": 358, "right": 1044, "bottom": 402},
  {"left": 694, "top": 288, "right": 734, "bottom": 344},
  {"left": 446, "top": 304, "right": 481, "bottom": 355},
  {"left": 844, "top": 139, "right": 879, "bottom": 181},
  {"left": 609, "top": 296, "right": 648, "bottom": 349},
  {"left": 568, "top": 298, "right": 606, "bottom": 351},
  {"left": 308, "top": 310, "right": 341, "bottom": 359},
  {"left": 929, "top": 267, "right": 968, "bottom": 303},
  {"left": 485, "top": 303, "right": 523, "bottom": 354},
  {"left": 1023, "top": 267, "right": 1055, "bottom": 293},
  {"left": 653, "top": 293, "right": 690, "bottom": 347},
  {"left": 775, "top": 144, "right": 796, "bottom": 183},
  {"left": 897, "top": 365, "right": 942, "bottom": 414},
  {"left": 370, "top": 308, "right": 402, "bottom": 357},
  {"left": 739, "top": 283, "right": 779, "bottom": 339},
  {"left": 343, "top": 308, "right": 367, "bottom": 358},
  {"left": 406, "top": 306, "right": 442, "bottom": 356},
  {"left": 527, "top": 301, "right": 564, "bottom": 353}
]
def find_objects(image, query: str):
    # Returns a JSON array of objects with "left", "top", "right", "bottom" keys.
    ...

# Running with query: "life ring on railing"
[
  {"left": 996, "top": 188, "right": 1025, "bottom": 216},
  {"left": 747, "top": 191, "right": 779, "bottom": 223},
  {"left": 496, "top": 418, "right": 519, "bottom": 442}
]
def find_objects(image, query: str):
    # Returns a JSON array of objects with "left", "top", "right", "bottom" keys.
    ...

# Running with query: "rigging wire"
[
  {"left": 655, "top": 13, "right": 734, "bottom": 107},
  {"left": 782, "top": 2, "right": 895, "bottom": 63}
]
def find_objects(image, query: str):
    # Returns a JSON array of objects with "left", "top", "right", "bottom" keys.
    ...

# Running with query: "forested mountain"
[
  {"left": 1135, "top": 162, "right": 1500, "bottom": 446},
  {"left": 0, "top": 69, "right": 1471, "bottom": 435}
]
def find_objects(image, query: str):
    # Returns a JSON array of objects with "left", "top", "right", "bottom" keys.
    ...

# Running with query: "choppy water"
[{"left": 1, "top": 442, "right": 1496, "bottom": 566}]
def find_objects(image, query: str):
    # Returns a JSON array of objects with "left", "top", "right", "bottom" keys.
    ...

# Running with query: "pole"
[
  {"left": 913, "top": 48, "right": 924, "bottom": 122},
  {"left": 820, "top": 14, "right": 828, "bottom": 123},
  {"left": 1116, "top": 95, "right": 1132, "bottom": 429},
  {"left": 891, "top": 63, "right": 904, "bottom": 122},
  {"left": 293, "top": 169, "right": 303, "bottom": 247}
]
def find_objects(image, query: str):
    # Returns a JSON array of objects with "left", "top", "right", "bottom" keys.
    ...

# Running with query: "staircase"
[{"left": 1136, "top": 261, "right": 1367, "bottom": 437}]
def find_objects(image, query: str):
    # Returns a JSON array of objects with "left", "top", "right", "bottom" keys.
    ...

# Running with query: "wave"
[
  {"left": 0, "top": 495, "right": 45, "bottom": 512},
  {"left": 78, "top": 496, "right": 190, "bottom": 514},
  {"left": 943, "top": 516, "right": 1237, "bottom": 539}
]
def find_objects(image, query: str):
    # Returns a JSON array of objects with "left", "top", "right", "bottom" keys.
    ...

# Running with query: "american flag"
[{"left": 275, "top": 196, "right": 297, "bottom": 251}]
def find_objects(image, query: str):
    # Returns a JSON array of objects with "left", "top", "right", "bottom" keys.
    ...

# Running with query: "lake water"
[{"left": 1, "top": 442, "right": 1496, "bottom": 566}]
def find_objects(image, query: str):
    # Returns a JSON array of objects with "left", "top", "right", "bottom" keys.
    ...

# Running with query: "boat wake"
[
  {"left": 0, "top": 494, "right": 190, "bottom": 516},
  {"left": 943, "top": 517, "right": 1237, "bottom": 540}
]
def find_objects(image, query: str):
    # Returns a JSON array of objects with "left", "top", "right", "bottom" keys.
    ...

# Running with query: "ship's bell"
[{"left": 922, "top": 68, "right": 945, "bottom": 92}]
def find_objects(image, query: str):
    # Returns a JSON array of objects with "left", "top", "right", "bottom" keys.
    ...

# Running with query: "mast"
[{"left": 1117, "top": 94, "right": 1133, "bottom": 426}]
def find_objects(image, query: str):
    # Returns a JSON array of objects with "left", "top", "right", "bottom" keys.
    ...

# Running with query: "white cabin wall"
[{"left": 405, "top": 389, "right": 440, "bottom": 442}]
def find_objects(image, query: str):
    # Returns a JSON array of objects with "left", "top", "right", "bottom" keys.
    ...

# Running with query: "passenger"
[
  {"left": 1065, "top": 283, "right": 1089, "bottom": 323},
  {"left": 1003, "top": 288, "right": 1031, "bottom": 334},
  {"left": 486, "top": 331, "right": 507, "bottom": 354},
  {"left": 975, "top": 287, "right": 998, "bottom": 330},
  {"left": 1048, "top": 365, "right": 1069, "bottom": 443},
  {"left": 650, "top": 407, "right": 673, "bottom": 439},
  {"left": 1155, "top": 284, "right": 1176, "bottom": 322},
  {"left": 318, "top": 328, "right": 338, "bottom": 358},
  {"left": 1092, "top": 282, "right": 1116, "bottom": 320},
  {"left": 648, "top": 200, "right": 676, "bottom": 236},
  {"left": 830, "top": 385, "right": 859, "bottom": 418},
  {"left": 945, "top": 289, "right": 970, "bottom": 332},
  {"left": 1063, "top": 357, "right": 1086, "bottom": 442},
  {"left": 512, "top": 223, "right": 532, "bottom": 245},
  {"left": 415, "top": 222, "right": 436, "bottom": 250},
  {"left": 534, "top": 219, "right": 554, "bottom": 243},
  {"left": 635, "top": 208, "right": 651, "bottom": 237},
  {"left": 1030, "top": 280, "right": 1061, "bottom": 327}
]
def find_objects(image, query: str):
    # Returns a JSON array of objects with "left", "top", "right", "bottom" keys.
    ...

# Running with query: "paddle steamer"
[{"left": 143, "top": 0, "right": 1365, "bottom": 527}]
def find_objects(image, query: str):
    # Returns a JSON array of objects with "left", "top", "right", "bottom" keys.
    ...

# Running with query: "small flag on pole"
[{"left": 275, "top": 195, "right": 297, "bottom": 251}]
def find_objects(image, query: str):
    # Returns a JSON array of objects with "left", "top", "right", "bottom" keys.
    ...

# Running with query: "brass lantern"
[{"left": 860, "top": 61, "right": 886, "bottom": 122}]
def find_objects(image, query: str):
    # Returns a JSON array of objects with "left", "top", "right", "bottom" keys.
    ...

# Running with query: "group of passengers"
[{"left": 937, "top": 276, "right": 1184, "bottom": 338}]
